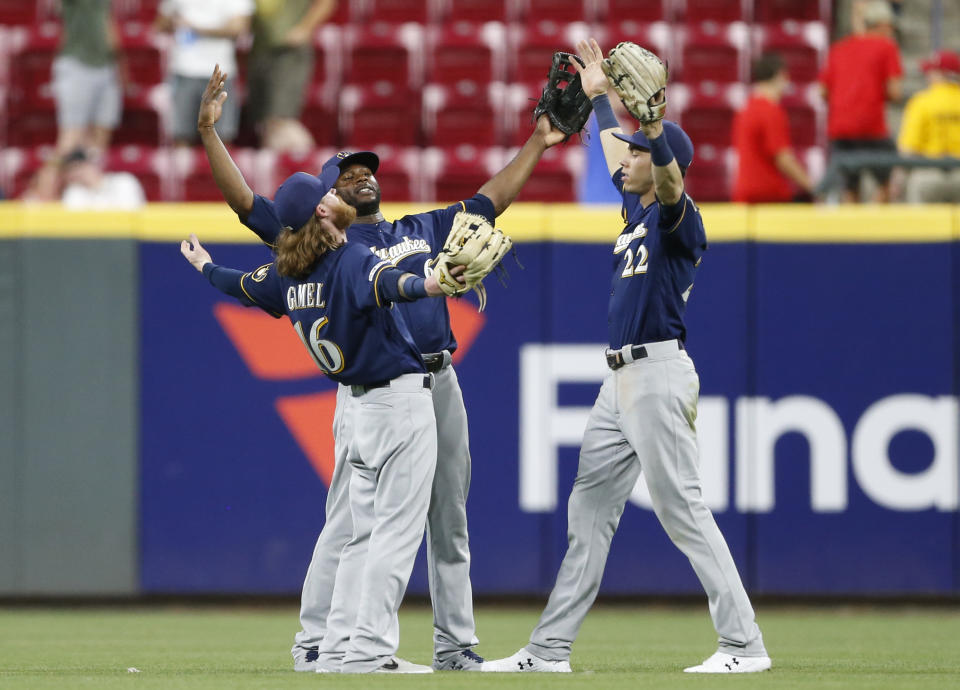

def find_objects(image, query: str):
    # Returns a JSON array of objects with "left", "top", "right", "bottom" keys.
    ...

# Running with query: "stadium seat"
[
  {"left": 115, "top": 0, "right": 162, "bottom": 22},
  {"left": 323, "top": 0, "right": 353, "bottom": 25},
  {"left": 673, "top": 82, "right": 746, "bottom": 149},
  {"left": 508, "top": 143, "right": 584, "bottom": 202},
  {"left": 340, "top": 82, "right": 421, "bottom": 148},
  {"left": 308, "top": 25, "right": 342, "bottom": 88},
  {"left": 6, "top": 95, "right": 57, "bottom": 147},
  {"left": 754, "top": 0, "right": 830, "bottom": 23},
  {"left": 300, "top": 84, "right": 341, "bottom": 147},
  {"left": 683, "top": 143, "right": 732, "bottom": 201},
  {"left": 422, "top": 144, "right": 504, "bottom": 202},
  {"left": 358, "top": 0, "right": 430, "bottom": 25},
  {"left": 343, "top": 22, "right": 424, "bottom": 90},
  {"left": 114, "top": 89, "right": 165, "bottom": 146},
  {"left": 677, "top": 21, "right": 749, "bottom": 83},
  {"left": 598, "top": 20, "right": 672, "bottom": 67},
  {"left": 103, "top": 145, "right": 172, "bottom": 201},
  {"left": 516, "top": 0, "right": 596, "bottom": 24},
  {"left": 752, "top": 21, "right": 827, "bottom": 84},
  {"left": 264, "top": 148, "right": 334, "bottom": 191},
  {"left": 678, "top": 0, "right": 750, "bottom": 24},
  {"left": 172, "top": 146, "right": 258, "bottom": 201},
  {"left": 781, "top": 82, "right": 824, "bottom": 149},
  {"left": 425, "top": 21, "right": 505, "bottom": 87},
  {"left": 0, "top": 0, "right": 38, "bottom": 25},
  {"left": 118, "top": 22, "right": 164, "bottom": 88},
  {"left": 7, "top": 24, "right": 60, "bottom": 107},
  {"left": 423, "top": 82, "right": 506, "bottom": 147},
  {"left": 598, "top": 0, "right": 669, "bottom": 23},
  {"left": 437, "top": 0, "right": 511, "bottom": 24},
  {"left": 507, "top": 20, "right": 591, "bottom": 86},
  {"left": 502, "top": 83, "right": 546, "bottom": 147}
]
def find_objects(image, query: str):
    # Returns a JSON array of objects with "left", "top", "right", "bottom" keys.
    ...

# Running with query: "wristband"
[
  {"left": 399, "top": 275, "right": 427, "bottom": 300},
  {"left": 591, "top": 94, "right": 619, "bottom": 131},
  {"left": 648, "top": 130, "right": 676, "bottom": 168}
]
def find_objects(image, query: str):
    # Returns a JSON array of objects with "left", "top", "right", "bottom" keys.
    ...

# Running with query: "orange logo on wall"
[{"left": 213, "top": 301, "right": 486, "bottom": 486}]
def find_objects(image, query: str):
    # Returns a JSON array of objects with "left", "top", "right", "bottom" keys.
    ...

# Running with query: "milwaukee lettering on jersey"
[
  {"left": 613, "top": 223, "right": 648, "bottom": 254},
  {"left": 286, "top": 283, "right": 326, "bottom": 311},
  {"left": 370, "top": 236, "right": 432, "bottom": 264}
]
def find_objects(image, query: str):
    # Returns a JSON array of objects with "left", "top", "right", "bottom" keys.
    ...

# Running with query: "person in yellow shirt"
[{"left": 897, "top": 50, "right": 960, "bottom": 202}]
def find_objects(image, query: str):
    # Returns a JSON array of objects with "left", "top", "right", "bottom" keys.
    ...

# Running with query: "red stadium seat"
[
  {"left": 502, "top": 83, "right": 545, "bottom": 147},
  {"left": 359, "top": 0, "right": 430, "bottom": 25},
  {"left": 422, "top": 82, "right": 506, "bottom": 147},
  {"left": 323, "top": 0, "right": 352, "bottom": 25},
  {"left": 754, "top": 0, "right": 830, "bottom": 23},
  {"left": 343, "top": 22, "right": 424, "bottom": 90},
  {"left": 340, "top": 82, "right": 421, "bottom": 148},
  {"left": 102, "top": 145, "right": 172, "bottom": 201},
  {"left": 508, "top": 20, "right": 591, "bottom": 86},
  {"left": 425, "top": 21, "right": 506, "bottom": 87},
  {"left": 678, "top": 0, "right": 750, "bottom": 24},
  {"left": 172, "top": 147, "right": 258, "bottom": 201},
  {"left": 6, "top": 93, "right": 57, "bottom": 146},
  {"left": 516, "top": 0, "right": 595, "bottom": 24},
  {"left": 309, "top": 25, "right": 342, "bottom": 88},
  {"left": 683, "top": 143, "right": 732, "bottom": 201},
  {"left": 0, "top": 0, "right": 38, "bottom": 25},
  {"left": 781, "top": 83, "right": 824, "bottom": 149},
  {"left": 599, "top": 0, "right": 669, "bottom": 23},
  {"left": 7, "top": 24, "right": 60, "bottom": 107},
  {"left": 678, "top": 21, "right": 749, "bottom": 83},
  {"left": 265, "top": 148, "right": 334, "bottom": 191},
  {"left": 438, "top": 0, "right": 511, "bottom": 24},
  {"left": 423, "top": 144, "right": 504, "bottom": 202},
  {"left": 509, "top": 143, "right": 583, "bottom": 202},
  {"left": 115, "top": 0, "right": 162, "bottom": 22},
  {"left": 673, "top": 82, "right": 746, "bottom": 149},
  {"left": 752, "top": 21, "right": 827, "bottom": 84},
  {"left": 598, "top": 20, "right": 672, "bottom": 67},
  {"left": 300, "top": 85, "right": 340, "bottom": 147},
  {"left": 114, "top": 89, "right": 164, "bottom": 146},
  {"left": 118, "top": 22, "right": 164, "bottom": 88}
]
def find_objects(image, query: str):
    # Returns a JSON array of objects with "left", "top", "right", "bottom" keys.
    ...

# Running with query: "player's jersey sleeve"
[
  {"left": 659, "top": 194, "right": 706, "bottom": 257},
  {"left": 336, "top": 243, "right": 397, "bottom": 311},
  {"left": 431, "top": 194, "right": 497, "bottom": 247},
  {"left": 236, "top": 263, "right": 286, "bottom": 317},
  {"left": 241, "top": 194, "right": 283, "bottom": 248}
]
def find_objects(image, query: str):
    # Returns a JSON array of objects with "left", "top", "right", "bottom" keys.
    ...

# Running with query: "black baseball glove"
[{"left": 533, "top": 51, "right": 593, "bottom": 141}]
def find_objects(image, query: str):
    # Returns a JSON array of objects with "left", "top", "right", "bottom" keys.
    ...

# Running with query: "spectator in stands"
[
  {"left": 248, "top": 0, "right": 336, "bottom": 153},
  {"left": 52, "top": 0, "right": 122, "bottom": 157},
  {"left": 732, "top": 54, "right": 813, "bottom": 203},
  {"left": 819, "top": 0, "right": 903, "bottom": 202},
  {"left": 155, "top": 0, "right": 254, "bottom": 146},
  {"left": 897, "top": 50, "right": 960, "bottom": 203},
  {"left": 59, "top": 148, "right": 146, "bottom": 210}
]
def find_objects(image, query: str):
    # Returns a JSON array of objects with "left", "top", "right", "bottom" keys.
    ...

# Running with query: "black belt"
[
  {"left": 606, "top": 341, "right": 684, "bottom": 370},
  {"left": 350, "top": 375, "right": 433, "bottom": 397},
  {"left": 422, "top": 352, "right": 447, "bottom": 373}
]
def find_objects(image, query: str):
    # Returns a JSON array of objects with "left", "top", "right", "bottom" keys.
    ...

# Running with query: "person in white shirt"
[
  {"left": 60, "top": 148, "right": 146, "bottom": 210},
  {"left": 155, "top": 0, "right": 254, "bottom": 145}
]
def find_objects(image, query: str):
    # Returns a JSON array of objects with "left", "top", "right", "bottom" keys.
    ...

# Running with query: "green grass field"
[{"left": 1, "top": 603, "right": 958, "bottom": 689}]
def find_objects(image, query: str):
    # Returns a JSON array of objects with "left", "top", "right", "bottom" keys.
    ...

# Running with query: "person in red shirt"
[
  {"left": 819, "top": 0, "right": 903, "bottom": 202},
  {"left": 732, "top": 53, "right": 813, "bottom": 203}
]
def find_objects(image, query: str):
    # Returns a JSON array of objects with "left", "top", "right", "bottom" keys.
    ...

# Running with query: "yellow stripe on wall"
[{"left": 0, "top": 202, "right": 958, "bottom": 243}]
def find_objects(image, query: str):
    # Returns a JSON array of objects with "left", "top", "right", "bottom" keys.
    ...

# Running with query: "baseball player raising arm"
[
  {"left": 180, "top": 170, "right": 470, "bottom": 674},
  {"left": 196, "top": 64, "right": 564, "bottom": 673},
  {"left": 482, "top": 38, "right": 771, "bottom": 675}
]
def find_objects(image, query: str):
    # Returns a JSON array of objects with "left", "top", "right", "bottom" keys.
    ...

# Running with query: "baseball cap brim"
[{"left": 321, "top": 151, "right": 380, "bottom": 176}]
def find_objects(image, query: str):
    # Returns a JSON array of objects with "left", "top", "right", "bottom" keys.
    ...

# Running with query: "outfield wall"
[{"left": 1, "top": 202, "right": 958, "bottom": 596}]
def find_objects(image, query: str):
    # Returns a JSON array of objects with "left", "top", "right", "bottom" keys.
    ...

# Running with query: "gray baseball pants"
[
  {"left": 293, "top": 354, "right": 478, "bottom": 662},
  {"left": 526, "top": 340, "right": 766, "bottom": 661},
  {"left": 318, "top": 373, "right": 438, "bottom": 673}
]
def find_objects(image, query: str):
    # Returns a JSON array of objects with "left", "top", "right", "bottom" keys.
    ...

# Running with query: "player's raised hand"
[
  {"left": 180, "top": 233, "right": 213, "bottom": 272},
  {"left": 198, "top": 65, "right": 228, "bottom": 130},
  {"left": 574, "top": 38, "right": 610, "bottom": 99},
  {"left": 534, "top": 114, "right": 567, "bottom": 148}
]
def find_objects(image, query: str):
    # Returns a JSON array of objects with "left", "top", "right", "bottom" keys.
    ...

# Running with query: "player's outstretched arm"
[
  {"left": 180, "top": 232, "right": 261, "bottom": 308},
  {"left": 640, "top": 120, "right": 684, "bottom": 206},
  {"left": 575, "top": 38, "right": 628, "bottom": 177},
  {"left": 476, "top": 116, "right": 565, "bottom": 216},
  {"left": 198, "top": 66, "right": 255, "bottom": 219}
]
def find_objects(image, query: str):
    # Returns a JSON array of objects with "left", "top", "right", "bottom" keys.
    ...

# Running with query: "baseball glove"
[
  {"left": 433, "top": 212, "right": 512, "bottom": 312},
  {"left": 601, "top": 42, "right": 668, "bottom": 124},
  {"left": 533, "top": 51, "right": 593, "bottom": 140}
]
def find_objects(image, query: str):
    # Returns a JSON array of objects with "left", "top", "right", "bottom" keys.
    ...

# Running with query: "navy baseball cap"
[
  {"left": 321, "top": 150, "right": 379, "bottom": 176},
  {"left": 274, "top": 167, "right": 341, "bottom": 230},
  {"left": 613, "top": 121, "right": 694, "bottom": 169}
]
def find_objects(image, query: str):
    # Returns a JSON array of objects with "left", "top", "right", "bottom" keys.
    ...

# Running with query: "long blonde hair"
[{"left": 275, "top": 216, "right": 344, "bottom": 279}]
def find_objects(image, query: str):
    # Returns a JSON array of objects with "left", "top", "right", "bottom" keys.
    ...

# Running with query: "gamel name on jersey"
[{"left": 286, "top": 282, "right": 326, "bottom": 311}]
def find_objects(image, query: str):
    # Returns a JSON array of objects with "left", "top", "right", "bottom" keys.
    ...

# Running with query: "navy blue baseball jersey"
[
  {"left": 243, "top": 193, "right": 497, "bottom": 354},
  {"left": 204, "top": 242, "right": 426, "bottom": 385},
  {"left": 607, "top": 170, "right": 708, "bottom": 349}
]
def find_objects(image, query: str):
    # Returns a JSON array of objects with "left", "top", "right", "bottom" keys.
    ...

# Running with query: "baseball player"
[
  {"left": 181, "top": 169, "right": 470, "bottom": 673},
  {"left": 196, "top": 66, "right": 565, "bottom": 672},
  {"left": 483, "top": 39, "right": 771, "bottom": 674}
]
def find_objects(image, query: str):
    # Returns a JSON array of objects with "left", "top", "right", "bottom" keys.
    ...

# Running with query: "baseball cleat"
[
  {"left": 481, "top": 648, "right": 572, "bottom": 672},
  {"left": 433, "top": 649, "right": 485, "bottom": 671},
  {"left": 373, "top": 657, "right": 434, "bottom": 673},
  {"left": 292, "top": 645, "right": 319, "bottom": 672},
  {"left": 683, "top": 651, "right": 772, "bottom": 673}
]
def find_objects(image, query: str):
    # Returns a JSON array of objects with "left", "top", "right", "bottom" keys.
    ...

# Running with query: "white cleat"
[
  {"left": 683, "top": 651, "right": 772, "bottom": 673},
  {"left": 481, "top": 648, "right": 572, "bottom": 673},
  {"left": 373, "top": 657, "right": 434, "bottom": 674},
  {"left": 292, "top": 645, "right": 318, "bottom": 672}
]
